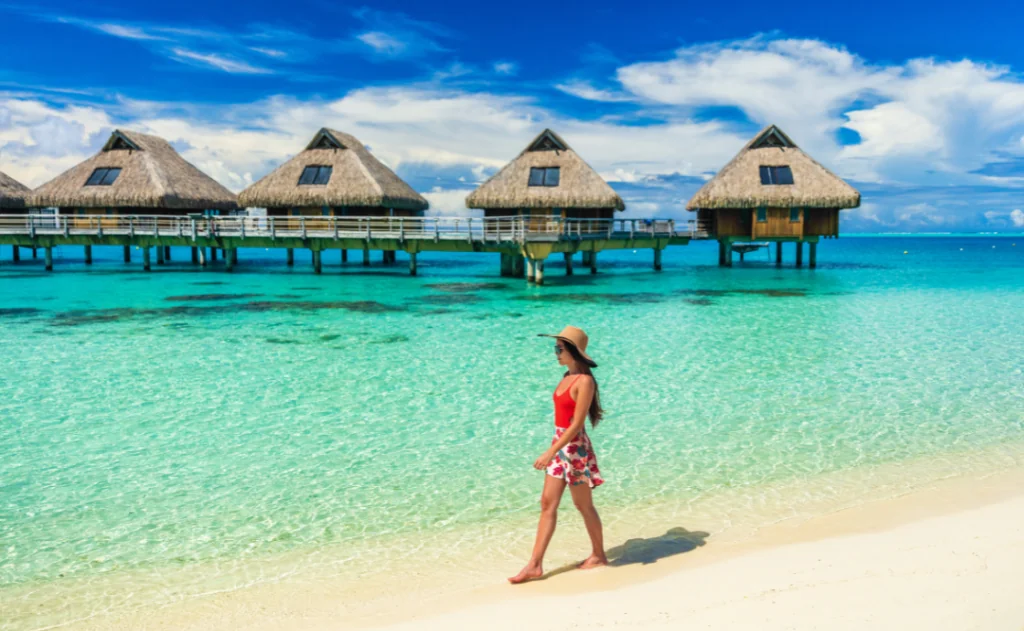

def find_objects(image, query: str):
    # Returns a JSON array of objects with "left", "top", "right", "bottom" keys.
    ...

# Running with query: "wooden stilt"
[
  {"left": 581, "top": 251, "right": 591, "bottom": 266},
  {"left": 499, "top": 253, "right": 510, "bottom": 276},
  {"left": 123, "top": 245, "right": 131, "bottom": 263},
  {"left": 286, "top": 248, "right": 294, "bottom": 266},
  {"left": 776, "top": 242, "right": 782, "bottom": 266},
  {"left": 409, "top": 252, "right": 417, "bottom": 276},
  {"left": 564, "top": 252, "right": 573, "bottom": 276},
  {"left": 191, "top": 247, "right": 198, "bottom": 264},
  {"left": 739, "top": 251, "right": 745, "bottom": 263},
  {"left": 198, "top": 247, "right": 207, "bottom": 266},
  {"left": 142, "top": 247, "right": 151, "bottom": 271},
  {"left": 809, "top": 242, "right": 817, "bottom": 269},
  {"left": 225, "top": 248, "right": 235, "bottom": 272},
  {"left": 654, "top": 248, "right": 663, "bottom": 271},
  {"left": 724, "top": 242, "right": 733, "bottom": 267},
  {"left": 210, "top": 247, "right": 218, "bottom": 262},
  {"left": 84, "top": 245, "right": 92, "bottom": 264},
  {"left": 718, "top": 241, "right": 726, "bottom": 266},
  {"left": 312, "top": 249, "right": 321, "bottom": 274},
  {"left": 32, "top": 247, "right": 37, "bottom": 259},
  {"left": 157, "top": 245, "right": 165, "bottom": 265},
  {"left": 590, "top": 251, "right": 597, "bottom": 274},
  {"left": 535, "top": 259, "right": 545, "bottom": 285},
  {"left": 363, "top": 247, "right": 370, "bottom": 267},
  {"left": 341, "top": 249, "right": 348, "bottom": 263},
  {"left": 164, "top": 246, "right": 172, "bottom": 261},
  {"left": 513, "top": 254, "right": 525, "bottom": 278},
  {"left": 231, "top": 249, "right": 238, "bottom": 265},
  {"left": 45, "top": 247, "right": 53, "bottom": 271},
  {"left": 795, "top": 241, "right": 804, "bottom": 267},
  {"left": 12, "top": 245, "right": 20, "bottom": 262},
  {"left": 526, "top": 257, "right": 535, "bottom": 282}
]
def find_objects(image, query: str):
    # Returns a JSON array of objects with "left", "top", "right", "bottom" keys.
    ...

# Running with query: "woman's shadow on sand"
[{"left": 543, "top": 527, "right": 710, "bottom": 580}]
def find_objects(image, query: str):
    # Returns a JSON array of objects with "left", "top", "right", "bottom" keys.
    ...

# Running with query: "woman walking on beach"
[{"left": 509, "top": 325, "right": 606, "bottom": 584}]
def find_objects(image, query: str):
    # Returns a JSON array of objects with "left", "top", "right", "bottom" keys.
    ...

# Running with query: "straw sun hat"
[{"left": 538, "top": 325, "right": 597, "bottom": 368}]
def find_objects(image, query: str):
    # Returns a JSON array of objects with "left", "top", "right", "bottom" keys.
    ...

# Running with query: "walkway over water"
[{"left": 0, "top": 214, "right": 707, "bottom": 283}]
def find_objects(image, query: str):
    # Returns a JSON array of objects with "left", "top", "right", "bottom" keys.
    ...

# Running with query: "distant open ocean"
[{"left": 1, "top": 235, "right": 1022, "bottom": 630}]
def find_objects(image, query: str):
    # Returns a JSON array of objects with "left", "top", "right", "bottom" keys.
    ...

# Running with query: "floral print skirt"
[{"left": 546, "top": 427, "right": 604, "bottom": 489}]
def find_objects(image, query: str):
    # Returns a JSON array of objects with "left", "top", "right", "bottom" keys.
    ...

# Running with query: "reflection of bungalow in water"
[
  {"left": 687, "top": 125, "right": 860, "bottom": 268},
  {"left": 465, "top": 128, "right": 625, "bottom": 230},
  {"left": 238, "top": 128, "right": 428, "bottom": 219},
  {"left": 29, "top": 130, "right": 237, "bottom": 218},
  {"left": 0, "top": 169, "right": 29, "bottom": 214}
]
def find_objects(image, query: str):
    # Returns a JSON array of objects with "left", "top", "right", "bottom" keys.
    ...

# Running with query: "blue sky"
[{"left": 1, "top": 0, "right": 1023, "bottom": 231}]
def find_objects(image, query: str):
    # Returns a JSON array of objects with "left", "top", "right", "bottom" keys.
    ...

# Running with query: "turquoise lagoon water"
[{"left": 1, "top": 236, "right": 1022, "bottom": 628}]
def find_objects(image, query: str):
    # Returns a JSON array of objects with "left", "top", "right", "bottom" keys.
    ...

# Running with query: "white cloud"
[
  {"left": 356, "top": 31, "right": 406, "bottom": 56},
  {"left": 171, "top": 48, "right": 273, "bottom": 74},
  {"left": 422, "top": 188, "right": 477, "bottom": 216},
  {"left": 555, "top": 80, "right": 632, "bottom": 103},
  {"left": 1012, "top": 208, "right": 1024, "bottom": 227},
  {"left": 92, "top": 23, "right": 168, "bottom": 41},
  {"left": 250, "top": 47, "right": 287, "bottom": 58},
  {"left": 494, "top": 62, "right": 517, "bottom": 75}
]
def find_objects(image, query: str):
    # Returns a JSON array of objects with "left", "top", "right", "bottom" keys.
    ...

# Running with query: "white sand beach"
[{"left": 369, "top": 468, "right": 1024, "bottom": 631}]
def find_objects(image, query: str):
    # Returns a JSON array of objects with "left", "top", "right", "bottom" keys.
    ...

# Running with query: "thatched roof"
[
  {"left": 237, "top": 128, "right": 428, "bottom": 211},
  {"left": 687, "top": 125, "right": 860, "bottom": 210},
  {"left": 0, "top": 169, "right": 30, "bottom": 209},
  {"left": 30, "top": 130, "right": 237, "bottom": 210},
  {"left": 466, "top": 129, "right": 625, "bottom": 210}
]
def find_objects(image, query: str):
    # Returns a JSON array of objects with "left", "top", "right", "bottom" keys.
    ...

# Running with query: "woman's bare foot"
[
  {"left": 576, "top": 554, "right": 608, "bottom": 570},
  {"left": 508, "top": 562, "right": 544, "bottom": 584}
]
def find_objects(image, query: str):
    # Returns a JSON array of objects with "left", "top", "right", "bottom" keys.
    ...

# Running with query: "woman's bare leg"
[
  {"left": 509, "top": 475, "right": 566, "bottom": 584},
  {"left": 569, "top": 482, "right": 607, "bottom": 569}
]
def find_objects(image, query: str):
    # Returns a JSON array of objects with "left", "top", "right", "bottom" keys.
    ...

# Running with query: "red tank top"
[{"left": 553, "top": 375, "right": 583, "bottom": 429}]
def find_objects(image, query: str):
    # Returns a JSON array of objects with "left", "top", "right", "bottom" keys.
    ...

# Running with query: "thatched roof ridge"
[
  {"left": 29, "top": 130, "right": 237, "bottom": 210},
  {"left": 237, "top": 128, "right": 428, "bottom": 211},
  {"left": 0, "top": 169, "right": 30, "bottom": 209},
  {"left": 465, "top": 129, "right": 625, "bottom": 210},
  {"left": 686, "top": 125, "right": 860, "bottom": 210}
]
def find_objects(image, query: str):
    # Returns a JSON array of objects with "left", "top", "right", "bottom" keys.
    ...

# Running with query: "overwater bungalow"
[
  {"left": 29, "top": 129, "right": 237, "bottom": 217},
  {"left": 465, "top": 128, "right": 625, "bottom": 228},
  {"left": 687, "top": 125, "right": 860, "bottom": 268},
  {"left": 0, "top": 169, "right": 30, "bottom": 213},
  {"left": 238, "top": 128, "right": 428, "bottom": 219}
]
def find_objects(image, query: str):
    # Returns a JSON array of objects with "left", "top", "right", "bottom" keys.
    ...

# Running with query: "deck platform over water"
[{"left": 0, "top": 214, "right": 708, "bottom": 282}]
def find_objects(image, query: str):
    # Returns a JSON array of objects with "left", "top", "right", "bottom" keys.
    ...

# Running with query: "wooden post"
[
  {"left": 286, "top": 248, "right": 294, "bottom": 266},
  {"left": 164, "top": 246, "right": 172, "bottom": 261},
  {"left": 724, "top": 242, "right": 732, "bottom": 267},
  {"left": 123, "top": 245, "right": 131, "bottom": 263},
  {"left": 363, "top": 247, "right": 370, "bottom": 267},
  {"left": 590, "top": 251, "right": 598, "bottom": 274},
  {"left": 210, "top": 247, "right": 218, "bottom": 262},
  {"left": 409, "top": 252, "right": 417, "bottom": 276},
  {"left": 231, "top": 249, "right": 238, "bottom": 265},
  {"left": 225, "top": 248, "right": 235, "bottom": 272},
  {"left": 526, "top": 257, "right": 535, "bottom": 282},
  {"left": 535, "top": 259, "right": 545, "bottom": 285},
  {"left": 198, "top": 247, "right": 207, "bottom": 266},
  {"left": 84, "top": 245, "right": 92, "bottom": 264},
  {"left": 581, "top": 251, "right": 591, "bottom": 266},
  {"left": 312, "top": 249, "right": 321, "bottom": 274},
  {"left": 32, "top": 247, "right": 37, "bottom": 259},
  {"left": 499, "top": 253, "right": 510, "bottom": 276},
  {"left": 142, "top": 246, "right": 151, "bottom": 271},
  {"left": 796, "top": 241, "right": 804, "bottom": 267},
  {"left": 12, "top": 246, "right": 20, "bottom": 262},
  {"left": 653, "top": 248, "right": 663, "bottom": 271},
  {"left": 157, "top": 245, "right": 165, "bottom": 265},
  {"left": 341, "top": 249, "right": 348, "bottom": 263},
  {"left": 718, "top": 241, "right": 726, "bottom": 266},
  {"left": 44, "top": 246, "right": 53, "bottom": 271},
  {"left": 809, "top": 242, "right": 817, "bottom": 269},
  {"left": 739, "top": 251, "right": 745, "bottom": 263},
  {"left": 513, "top": 254, "right": 525, "bottom": 278},
  {"left": 776, "top": 242, "right": 782, "bottom": 266},
  {"left": 191, "top": 247, "right": 199, "bottom": 264},
  {"left": 564, "top": 252, "right": 573, "bottom": 276}
]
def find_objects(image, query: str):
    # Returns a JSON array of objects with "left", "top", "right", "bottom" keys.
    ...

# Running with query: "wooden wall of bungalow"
[
  {"left": 266, "top": 206, "right": 424, "bottom": 218},
  {"left": 697, "top": 207, "right": 840, "bottom": 240},
  {"left": 482, "top": 207, "right": 616, "bottom": 232}
]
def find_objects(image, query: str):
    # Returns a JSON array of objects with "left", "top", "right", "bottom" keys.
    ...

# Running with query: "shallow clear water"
[{"left": 1, "top": 237, "right": 1022, "bottom": 628}]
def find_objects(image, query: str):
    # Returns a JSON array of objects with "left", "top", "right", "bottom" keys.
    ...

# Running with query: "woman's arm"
[{"left": 533, "top": 376, "right": 595, "bottom": 470}]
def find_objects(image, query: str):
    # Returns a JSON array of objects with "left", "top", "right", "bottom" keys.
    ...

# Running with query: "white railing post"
[
  {"left": 190, "top": 218, "right": 196, "bottom": 242},
  {"left": 365, "top": 217, "right": 371, "bottom": 240},
  {"left": 240, "top": 216, "right": 246, "bottom": 238},
  {"left": 630, "top": 220, "right": 635, "bottom": 239},
  {"left": 154, "top": 219, "right": 159, "bottom": 237},
  {"left": 177, "top": 218, "right": 183, "bottom": 237},
  {"left": 333, "top": 216, "right": 339, "bottom": 240},
  {"left": 301, "top": 217, "right": 307, "bottom": 239},
  {"left": 129, "top": 217, "right": 135, "bottom": 237},
  {"left": 270, "top": 216, "right": 276, "bottom": 240},
  {"left": 96, "top": 216, "right": 103, "bottom": 238},
  {"left": 434, "top": 219, "right": 439, "bottom": 242},
  {"left": 399, "top": 218, "right": 405, "bottom": 241}
]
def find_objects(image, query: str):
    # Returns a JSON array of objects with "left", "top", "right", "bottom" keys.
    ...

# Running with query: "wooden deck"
[{"left": 0, "top": 214, "right": 709, "bottom": 282}]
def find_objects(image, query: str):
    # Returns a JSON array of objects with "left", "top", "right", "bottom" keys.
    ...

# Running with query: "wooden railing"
[{"left": 0, "top": 214, "right": 710, "bottom": 241}]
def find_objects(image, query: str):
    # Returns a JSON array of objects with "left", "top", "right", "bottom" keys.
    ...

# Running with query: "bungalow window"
[
  {"left": 85, "top": 167, "right": 121, "bottom": 186},
  {"left": 528, "top": 167, "right": 560, "bottom": 187},
  {"left": 756, "top": 207, "right": 767, "bottom": 222},
  {"left": 759, "top": 165, "right": 794, "bottom": 185},
  {"left": 298, "top": 165, "right": 333, "bottom": 185},
  {"left": 790, "top": 207, "right": 801, "bottom": 222}
]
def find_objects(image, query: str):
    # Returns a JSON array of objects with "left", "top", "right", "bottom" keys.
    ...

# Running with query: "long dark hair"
[{"left": 562, "top": 342, "right": 604, "bottom": 428}]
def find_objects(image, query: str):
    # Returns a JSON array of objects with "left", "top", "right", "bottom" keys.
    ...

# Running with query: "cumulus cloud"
[
  {"left": 555, "top": 80, "right": 632, "bottom": 103},
  {"left": 1013, "top": 209, "right": 1024, "bottom": 227}
]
